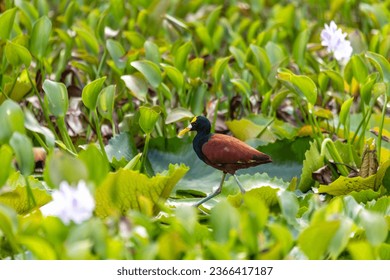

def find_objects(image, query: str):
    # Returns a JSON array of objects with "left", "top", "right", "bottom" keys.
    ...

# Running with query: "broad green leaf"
[
  {"left": 18, "top": 236, "right": 57, "bottom": 259},
  {"left": 0, "top": 8, "right": 17, "bottom": 40},
  {"left": 318, "top": 175, "right": 376, "bottom": 195},
  {"left": 267, "top": 224, "right": 294, "bottom": 257},
  {"left": 73, "top": 27, "right": 100, "bottom": 55},
  {"left": 278, "top": 190, "right": 299, "bottom": 225},
  {"left": 0, "top": 100, "right": 26, "bottom": 144},
  {"left": 121, "top": 74, "right": 148, "bottom": 101},
  {"left": 376, "top": 159, "right": 390, "bottom": 191},
  {"left": 229, "top": 186, "right": 279, "bottom": 209},
  {"left": 94, "top": 164, "right": 189, "bottom": 217},
  {"left": 299, "top": 141, "right": 324, "bottom": 192},
  {"left": 0, "top": 145, "right": 13, "bottom": 188},
  {"left": 0, "top": 204, "right": 18, "bottom": 251},
  {"left": 24, "top": 108, "right": 55, "bottom": 148},
  {"left": 195, "top": 24, "right": 213, "bottom": 53},
  {"left": 242, "top": 192, "right": 269, "bottom": 230},
  {"left": 123, "top": 31, "right": 145, "bottom": 48},
  {"left": 348, "top": 241, "right": 375, "bottom": 260},
  {"left": 43, "top": 151, "right": 88, "bottom": 189},
  {"left": 124, "top": 153, "right": 142, "bottom": 170},
  {"left": 328, "top": 218, "right": 353, "bottom": 259},
  {"left": 5, "top": 40, "right": 32, "bottom": 66},
  {"left": 213, "top": 56, "right": 230, "bottom": 85},
  {"left": 173, "top": 41, "right": 192, "bottom": 72},
  {"left": 97, "top": 85, "right": 115, "bottom": 121},
  {"left": 15, "top": 0, "right": 39, "bottom": 27},
  {"left": 367, "top": 196, "right": 390, "bottom": 215},
  {"left": 139, "top": 106, "right": 161, "bottom": 134},
  {"left": 131, "top": 60, "right": 162, "bottom": 88},
  {"left": 276, "top": 68, "right": 317, "bottom": 105},
  {"left": 351, "top": 54, "right": 369, "bottom": 83},
  {"left": 339, "top": 97, "right": 354, "bottom": 126},
  {"left": 360, "top": 3, "right": 389, "bottom": 28},
  {"left": 162, "top": 64, "right": 184, "bottom": 91},
  {"left": 249, "top": 44, "right": 271, "bottom": 79},
  {"left": 105, "top": 132, "right": 137, "bottom": 168},
  {"left": 82, "top": 77, "right": 107, "bottom": 111},
  {"left": 164, "top": 14, "right": 190, "bottom": 32},
  {"left": 144, "top": 40, "right": 161, "bottom": 64},
  {"left": 106, "top": 39, "right": 126, "bottom": 70},
  {"left": 361, "top": 73, "right": 379, "bottom": 105},
  {"left": 379, "top": 244, "right": 390, "bottom": 260},
  {"left": 206, "top": 6, "right": 222, "bottom": 35},
  {"left": 229, "top": 46, "right": 246, "bottom": 68},
  {"left": 350, "top": 189, "right": 381, "bottom": 203},
  {"left": 187, "top": 58, "right": 204, "bottom": 79},
  {"left": 190, "top": 83, "right": 207, "bottom": 115},
  {"left": 165, "top": 108, "right": 193, "bottom": 124},
  {"left": 319, "top": 70, "right": 345, "bottom": 92},
  {"left": 30, "top": 16, "right": 52, "bottom": 60},
  {"left": 293, "top": 29, "right": 310, "bottom": 69},
  {"left": 358, "top": 209, "right": 388, "bottom": 246},
  {"left": 265, "top": 41, "right": 285, "bottom": 65},
  {"left": 298, "top": 221, "right": 340, "bottom": 260},
  {"left": 79, "top": 145, "right": 110, "bottom": 186},
  {"left": 314, "top": 108, "right": 334, "bottom": 120},
  {"left": 225, "top": 118, "right": 263, "bottom": 141},
  {"left": 365, "top": 51, "right": 390, "bottom": 83},
  {"left": 210, "top": 199, "right": 239, "bottom": 243},
  {"left": 2, "top": 69, "right": 32, "bottom": 102},
  {"left": 43, "top": 80, "right": 69, "bottom": 117},
  {"left": 9, "top": 132, "right": 34, "bottom": 176},
  {"left": 231, "top": 78, "right": 251, "bottom": 99},
  {"left": 1, "top": 173, "right": 51, "bottom": 214},
  {"left": 64, "top": 0, "right": 78, "bottom": 27}
]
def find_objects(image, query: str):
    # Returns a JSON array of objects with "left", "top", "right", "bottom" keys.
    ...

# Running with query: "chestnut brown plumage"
[{"left": 179, "top": 116, "right": 272, "bottom": 207}]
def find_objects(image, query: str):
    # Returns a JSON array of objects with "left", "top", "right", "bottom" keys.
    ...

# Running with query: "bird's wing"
[{"left": 201, "top": 134, "right": 269, "bottom": 165}]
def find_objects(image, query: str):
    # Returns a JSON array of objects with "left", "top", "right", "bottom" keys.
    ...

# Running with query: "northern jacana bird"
[{"left": 179, "top": 116, "right": 272, "bottom": 207}]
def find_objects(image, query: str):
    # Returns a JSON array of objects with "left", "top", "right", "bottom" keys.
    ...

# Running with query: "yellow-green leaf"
[
  {"left": 0, "top": 182, "right": 51, "bottom": 215},
  {"left": 298, "top": 221, "right": 340, "bottom": 260},
  {"left": 318, "top": 175, "right": 376, "bottom": 196},
  {"left": 82, "top": 77, "right": 107, "bottom": 111},
  {"left": 95, "top": 164, "right": 189, "bottom": 217}
]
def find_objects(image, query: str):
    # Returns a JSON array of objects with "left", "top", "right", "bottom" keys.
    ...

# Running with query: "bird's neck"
[{"left": 193, "top": 131, "right": 211, "bottom": 162}]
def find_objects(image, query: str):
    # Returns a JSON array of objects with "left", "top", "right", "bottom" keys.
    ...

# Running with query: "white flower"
[
  {"left": 320, "top": 21, "right": 353, "bottom": 63},
  {"left": 40, "top": 181, "right": 95, "bottom": 225}
]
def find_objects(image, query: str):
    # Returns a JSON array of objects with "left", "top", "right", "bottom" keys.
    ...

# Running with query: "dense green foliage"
[{"left": 0, "top": 0, "right": 389, "bottom": 260}]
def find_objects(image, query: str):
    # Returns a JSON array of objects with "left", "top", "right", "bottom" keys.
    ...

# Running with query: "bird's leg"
[
  {"left": 233, "top": 174, "right": 246, "bottom": 194},
  {"left": 194, "top": 172, "right": 227, "bottom": 207}
]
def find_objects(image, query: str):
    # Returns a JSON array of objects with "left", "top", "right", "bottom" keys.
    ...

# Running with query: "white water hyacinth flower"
[
  {"left": 40, "top": 181, "right": 95, "bottom": 225},
  {"left": 320, "top": 21, "right": 353, "bottom": 63}
]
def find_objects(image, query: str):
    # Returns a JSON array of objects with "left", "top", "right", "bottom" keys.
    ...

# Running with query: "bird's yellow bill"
[{"left": 178, "top": 125, "right": 191, "bottom": 137}]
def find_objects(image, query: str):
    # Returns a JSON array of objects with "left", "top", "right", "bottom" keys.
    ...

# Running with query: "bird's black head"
[
  {"left": 178, "top": 116, "right": 211, "bottom": 137},
  {"left": 189, "top": 116, "right": 211, "bottom": 134}
]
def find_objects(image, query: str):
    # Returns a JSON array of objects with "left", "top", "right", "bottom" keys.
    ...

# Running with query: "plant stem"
[
  {"left": 377, "top": 93, "right": 388, "bottom": 163},
  {"left": 57, "top": 116, "right": 77, "bottom": 154},
  {"left": 25, "top": 70, "right": 59, "bottom": 139},
  {"left": 32, "top": 131, "right": 50, "bottom": 153},
  {"left": 96, "top": 49, "right": 108, "bottom": 78},
  {"left": 25, "top": 176, "right": 37, "bottom": 210},
  {"left": 93, "top": 110, "right": 109, "bottom": 163},
  {"left": 141, "top": 133, "right": 151, "bottom": 173},
  {"left": 321, "top": 138, "right": 349, "bottom": 176}
]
